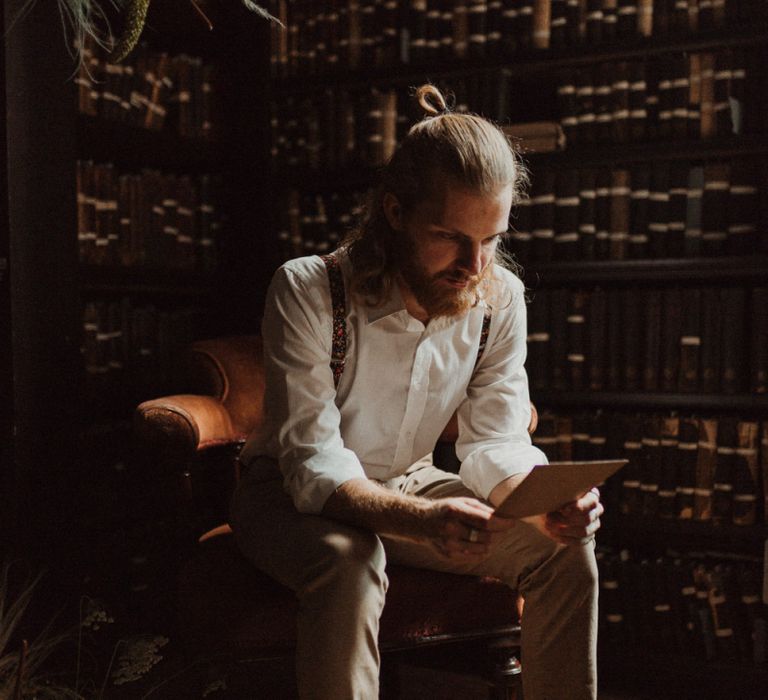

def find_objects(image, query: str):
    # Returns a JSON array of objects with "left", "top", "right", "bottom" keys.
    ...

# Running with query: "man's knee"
[{"left": 298, "top": 527, "right": 388, "bottom": 600}]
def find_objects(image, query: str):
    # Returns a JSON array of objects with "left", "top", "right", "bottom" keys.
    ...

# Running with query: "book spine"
[
  {"left": 532, "top": 0, "right": 552, "bottom": 49},
  {"left": 567, "top": 290, "right": 589, "bottom": 390},
  {"left": 698, "top": 287, "right": 722, "bottom": 393},
  {"left": 578, "top": 169, "right": 598, "bottom": 259},
  {"left": 620, "top": 415, "right": 643, "bottom": 514},
  {"left": 657, "top": 415, "right": 680, "bottom": 518},
  {"left": 526, "top": 288, "right": 551, "bottom": 392},
  {"left": 659, "top": 287, "right": 682, "bottom": 391},
  {"left": 594, "top": 170, "right": 612, "bottom": 259},
  {"left": 588, "top": 287, "right": 607, "bottom": 390},
  {"left": 675, "top": 416, "right": 699, "bottom": 519},
  {"left": 727, "top": 159, "right": 759, "bottom": 254},
  {"left": 648, "top": 162, "right": 670, "bottom": 259},
  {"left": 554, "top": 169, "right": 581, "bottom": 260},
  {"left": 751, "top": 288, "right": 768, "bottom": 394},
  {"left": 640, "top": 416, "right": 662, "bottom": 516},
  {"left": 731, "top": 421, "right": 759, "bottom": 526},
  {"left": 712, "top": 416, "right": 738, "bottom": 525},
  {"left": 694, "top": 417, "right": 718, "bottom": 520},
  {"left": 606, "top": 288, "right": 623, "bottom": 389},
  {"left": 549, "top": 288, "right": 570, "bottom": 392},
  {"left": 550, "top": 0, "right": 569, "bottom": 48},
  {"left": 642, "top": 289, "right": 662, "bottom": 391},
  {"left": 622, "top": 288, "right": 642, "bottom": 390},
  {"left": 608, "top": 168, "right": 632, "bottom": 260},
  {"left": 611, "top": 61, "right": 630, "bottom": 143},
  {"left": 719, "top": 287, "right": 747, "bottom": 394},
  {"left": 678, "top": 287, "right": 702, "bottom": 392},
  {"left": 532, "top": 169, "right": 557, "bottom": 262},
  {"left": 684, "top": 165, "right": 704, "bottom": 257},
  {"left": 628, "top": 165, "right": 650, "bottom": 259}
]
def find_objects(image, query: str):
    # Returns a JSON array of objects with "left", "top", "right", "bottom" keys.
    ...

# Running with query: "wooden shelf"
[
  {"left": 77, "top": 115, "right": 223, "bottom": 172},
  {"left": 79, "top": 264, "right": 217, "bottom": 297},
  {"left": 525, "top": 255, "right": 768, "bottom": 285},
  {"left": 531, "top": 390, "right": 768, "bottom": 413},
  {"left": 525, "top": 134, "right": 768, "bottom": 168},
  {"left": 272, "top": 27, "right": 768, "bottom": 96},
  {"left": 275, "top": 136, "right": 768, "bottom": 191}
]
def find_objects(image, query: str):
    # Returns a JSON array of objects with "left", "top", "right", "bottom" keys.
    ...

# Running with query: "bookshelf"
[{"left": 265, "top": 1, "right": 768, "bottom": 691}]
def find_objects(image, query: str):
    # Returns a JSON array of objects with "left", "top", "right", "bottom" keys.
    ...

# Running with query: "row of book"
[
  {"left": 77, "top": 161, "right": 223, "bottom": 271},
  {"left": 557, "top": 49, "right": 758, "bottom": 146},
  {"left": 81, "top": 299, "right": 206, "bottom": 409},
  {"left": 271, "top": 87, "right": 413, "bottom": 171},
  {"left": 596, "top": 548, "right": 767, "bottom": 665},
  {"left": 270, "top": 0, "right": 764, "bottom": 77},
  {"left": 76, "top": 36, "right": 218, "bottom": 140},
  {"left": 526, "top": 286, "right": 768, "bottom": 395},
  {"left": 508, "top": 159, "right": 766, "bottom": 264},
  {"left": 276, "top": 189, "right": 366, "bottom": 260},
  {"left": 532, "top": 409, "right": 767, "bottom": 526}
]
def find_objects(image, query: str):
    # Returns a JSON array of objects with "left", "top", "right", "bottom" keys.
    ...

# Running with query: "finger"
[{"left": 546, "top": 515, "right": 602, "bottom": 542}]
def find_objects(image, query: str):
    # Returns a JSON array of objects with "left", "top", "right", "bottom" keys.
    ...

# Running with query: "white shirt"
[{"left": 240, "top": 252, "right": 547, "bottom": 514}]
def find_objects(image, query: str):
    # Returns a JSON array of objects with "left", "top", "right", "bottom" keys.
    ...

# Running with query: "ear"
[{"left": 382, "top": 192, "right": 403, "bottom": 231}]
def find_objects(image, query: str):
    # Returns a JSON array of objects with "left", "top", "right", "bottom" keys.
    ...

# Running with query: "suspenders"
[{"left": 320, "top": 253, "right": 491, "bottom": 389}]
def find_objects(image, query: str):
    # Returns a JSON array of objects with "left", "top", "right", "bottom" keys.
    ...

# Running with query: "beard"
[{"left": 399, "top": 256, "right": 489, "bottom": 319}]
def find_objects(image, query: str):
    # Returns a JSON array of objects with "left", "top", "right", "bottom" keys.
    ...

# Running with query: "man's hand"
[
  {"left": 542, "top": 487, "right": 604, "bottom": 546},
  {"left": 417, "top": 496, "right": 516, "bottom": 561},
  {"left": 322, "top": 479, "right": 515, "bottom": 562}
]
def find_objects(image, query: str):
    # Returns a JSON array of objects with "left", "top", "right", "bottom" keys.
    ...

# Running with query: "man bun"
[{"left": 414, "top": 84, "right": 449, "bottom": 117}]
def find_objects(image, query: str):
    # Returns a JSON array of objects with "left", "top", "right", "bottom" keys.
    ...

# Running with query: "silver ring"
[{"left": 468, "top": 528, "right": 479, "bottom": 543}]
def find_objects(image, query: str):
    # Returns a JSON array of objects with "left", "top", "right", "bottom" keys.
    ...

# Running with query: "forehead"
[{"left": 415, "top": 183, "right": 514, "bottom": 237}]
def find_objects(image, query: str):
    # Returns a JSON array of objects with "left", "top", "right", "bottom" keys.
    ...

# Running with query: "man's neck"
[{"left": 397, "top": 276, "right": 430, "bottom": 324}]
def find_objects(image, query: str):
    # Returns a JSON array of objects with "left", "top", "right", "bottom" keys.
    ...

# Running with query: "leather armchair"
[{"left": 135, "top": 335, "right": 536, "bottom": 697}]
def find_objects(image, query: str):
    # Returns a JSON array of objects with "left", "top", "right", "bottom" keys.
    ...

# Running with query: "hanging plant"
[{"left": 13, "top": 1, "right": 282, "bottom": 66}]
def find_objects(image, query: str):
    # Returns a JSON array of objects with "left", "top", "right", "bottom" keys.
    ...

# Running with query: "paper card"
[{"left": 495, "top": 459, "right": 628, "bottom": 518}]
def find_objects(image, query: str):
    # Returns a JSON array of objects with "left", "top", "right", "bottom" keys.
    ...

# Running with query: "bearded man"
[{"left": 232, "top": 84, "right": 603, "bottom": 700}]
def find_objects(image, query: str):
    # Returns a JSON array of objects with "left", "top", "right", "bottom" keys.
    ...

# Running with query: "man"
[{"left": 232, "top": 85, "right": 603, "bottom": 699}]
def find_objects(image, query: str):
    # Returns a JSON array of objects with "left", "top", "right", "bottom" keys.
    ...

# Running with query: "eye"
[{"left": 436, "top": 231, "right": 459, "bottom": 242}]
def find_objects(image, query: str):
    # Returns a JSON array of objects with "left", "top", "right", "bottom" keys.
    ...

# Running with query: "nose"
[{"left": 458, "top": 239, "right": 485, "bottom": 276}]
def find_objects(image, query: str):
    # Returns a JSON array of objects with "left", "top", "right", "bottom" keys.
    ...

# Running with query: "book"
[
  {"left": 675, "top": 416, "right": 698, "bottom": 519},
  {"left": 566, "top": 290, "right": 589, "bottom": 390},
  {"left": 751, "top": 288, "right": 768, "bottom": 394},
  {"left": 642, "top": 289, "right": 662, "bottom": 391},
  {"left": 694, "top": 417, "right": 717, "bottom": 520},
  {"left": 588, "top": 287, "right": 608, "bottom": 390},
  {"left": 495, "top": 459, "right": 627, "bottom": 518},
  {"left": 719, "top": 287, "right": 747, "bottom": 394},
  {"left": 731, "top": 421, "right": 759, "bottom": 526},
  {"left": 677, "top": 287, "right": 702, "bottom": 393}
]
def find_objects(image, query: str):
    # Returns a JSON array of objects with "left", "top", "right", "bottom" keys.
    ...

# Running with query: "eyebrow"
[{"left": 433, "top": 226, "right": 509, "bottom": 241}]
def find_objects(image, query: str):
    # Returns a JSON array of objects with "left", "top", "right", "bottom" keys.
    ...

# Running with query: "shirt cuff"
[
  {"left": 459, "top": 443, "right": 549, "bottom": 502},
  {"left": 283, "top": 448, "right": 367, "bottom": 514}
]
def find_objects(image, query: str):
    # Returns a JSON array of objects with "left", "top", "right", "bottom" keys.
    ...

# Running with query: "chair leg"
[{"left": 487, "top": 636, "right": 523, "bottom": 700}]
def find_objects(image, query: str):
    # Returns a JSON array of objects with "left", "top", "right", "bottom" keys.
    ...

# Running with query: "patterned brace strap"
[{"left": 320, "top": 253, "right": 491, "bottom": 389}]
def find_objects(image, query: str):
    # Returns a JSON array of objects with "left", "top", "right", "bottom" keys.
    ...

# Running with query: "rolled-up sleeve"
[
  {"left": 260, "top": 263, "right": 366, "bottom": 513},
  {"left": 457, "top": 279, "right": 548, "bottom": 500}
]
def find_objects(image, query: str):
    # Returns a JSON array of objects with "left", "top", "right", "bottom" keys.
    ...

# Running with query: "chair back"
[{"left": 186, "top": 335, "right": 265, "bottom": 439}]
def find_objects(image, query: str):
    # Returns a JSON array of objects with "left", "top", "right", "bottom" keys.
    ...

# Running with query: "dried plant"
[{"left": 0, "top": 564, "right": 82, "bottom": 700}]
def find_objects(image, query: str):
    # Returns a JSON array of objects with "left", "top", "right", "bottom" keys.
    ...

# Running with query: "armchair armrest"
[{"left": 134, "top": 394, "right": 243, "bottom": 461}]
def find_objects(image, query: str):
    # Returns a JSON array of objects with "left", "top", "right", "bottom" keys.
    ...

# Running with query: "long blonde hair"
[{"left": 341, "top": 84, "right": 528, "bottom": 307}]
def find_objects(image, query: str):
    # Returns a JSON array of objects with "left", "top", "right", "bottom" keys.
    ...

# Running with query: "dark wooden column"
[{"left": 2, "top": 1, "right": 81, "bottom": 555}]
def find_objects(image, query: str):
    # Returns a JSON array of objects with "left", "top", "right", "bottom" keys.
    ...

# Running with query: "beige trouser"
[{"left": 230, "top": 457, "right": 598, "bottom": 700}]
